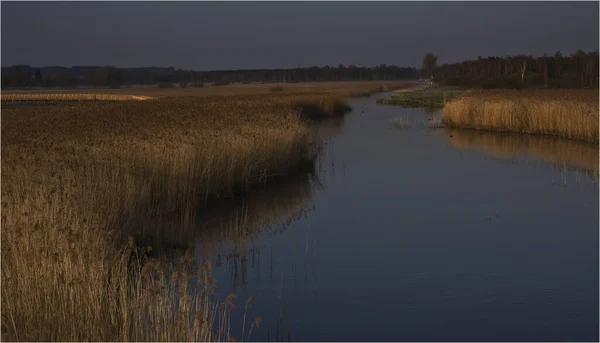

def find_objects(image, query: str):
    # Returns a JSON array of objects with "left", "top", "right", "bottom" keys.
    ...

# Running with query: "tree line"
[
  {"left": 0, "top": 64, "right": 419, "bottom": 89},
  {"left": 430, "top": 50, "right": 599, "bottom": 89},
  {"left": 5, "top": 50, "right": 597, "bottom": 89}
]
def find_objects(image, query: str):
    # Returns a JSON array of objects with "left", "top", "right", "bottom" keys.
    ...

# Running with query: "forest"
[
  {"left": 0, "top": 64, "right": 419, "bottom": 89},
  {"left": 3, "top": 50, "right": 598, "bottom": 89},
  {"left": 434, "top": 50, "right": 599, "bottom": 89}
]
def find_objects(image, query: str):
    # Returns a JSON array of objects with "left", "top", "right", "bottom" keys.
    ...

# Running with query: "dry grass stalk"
[{"left": 442, "top": 89, "right": 599, "bottom": 143}]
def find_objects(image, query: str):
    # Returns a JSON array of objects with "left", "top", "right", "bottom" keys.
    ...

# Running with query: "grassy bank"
[
  {"left": 376, "top": 86, "right": 465, "bottom": 108},
  {"left": 0, "top": 94, "right": 345, "bottom": 341},
  {"left": 442, "top": 90, "right": 599, "bottom": 143}
]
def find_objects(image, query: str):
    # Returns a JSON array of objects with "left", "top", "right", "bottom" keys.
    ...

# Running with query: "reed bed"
[
  {"left": 1, "top": 94, "right": 341, "bottom": 341},
  {"left": 1, "top": 80, "right": 412, "bottom": 100},
  {"left": 442, "top": 90, "right": 599, "bottom": 143},
  {"left": 377, "top": 86, "right": 464, "bottom": 108},
  {"left": 1, "top": 93, "right": 152, "bottom": 101}
]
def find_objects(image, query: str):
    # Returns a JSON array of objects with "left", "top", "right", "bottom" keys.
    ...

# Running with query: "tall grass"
[
  {"left": 0, "top": 95, "right": 337, "bottom": 341},
  {"left": 442, "top": 90, "right": 599, "bottom": 143},
  {"left": 377, "top": 86, "right": 464, "bottom": 108}
]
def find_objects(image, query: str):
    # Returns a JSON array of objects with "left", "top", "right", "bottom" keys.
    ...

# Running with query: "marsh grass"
[
  {"left": 426, "top": 114, "right": 445, "bottom": 128},
  {"left": 377, "top": 86, "right": 464, "bottom": 108},
  {"left": 1, "top": 94, "right": 339, "bottom": 341},
  {"left": 442, "top": 90, "right": 599, "bottom": 143},
  {"left": 2, "top": 80, "right": 413, "bottom": 100},
  {"left": 287, "top": 95, "right": 351, "bottom": 119},
  {"left": 1, "top": 93, "right": 152, "bottom": 101}
]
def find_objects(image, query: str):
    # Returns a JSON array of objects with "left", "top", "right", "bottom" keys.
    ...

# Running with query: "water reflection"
[
  {"left": 175, "top": 101, "right": 598, "bottom": 342},
  {"left": 194, "top": 117, "right": 348, "bottom": 293},
  {"left": 134, "top": 116, "right": 346, "bottom": 259},
  {"left": 194, "top": 172, "right": 319, "bottom": 289},
  {"left": 312, "top": 116, "right": 346, "bottom": 143},
  {"left": 186, "top": 118, "right": 345, "bottom": 341},
  {"left": 443, "top": 127, "right": 599, "bottom": 182}
]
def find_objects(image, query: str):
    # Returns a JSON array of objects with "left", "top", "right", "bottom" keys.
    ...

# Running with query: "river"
[{"left": 190, "top": 92, "right": 599, "bottom": 341}]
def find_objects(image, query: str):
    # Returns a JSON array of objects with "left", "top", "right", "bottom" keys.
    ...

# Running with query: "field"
[
  {"left": 376, "top": 86, "right": 465, "bottom": 108},
  {"left": 442, "top": 89, "right": 599, "bottom": 143},
  {"left": 0, "top": 83, "right": 386, "bottom": 341},
  {"left": 1, "top": 93, "right": 153, "bottom": 101},
  {"left": 1, "top": 80, "right": 413, "bottom": 101}
]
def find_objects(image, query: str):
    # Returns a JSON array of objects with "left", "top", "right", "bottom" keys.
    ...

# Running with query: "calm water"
[{"left": 191, "top": 94, "right": 599, "bottom": 341}]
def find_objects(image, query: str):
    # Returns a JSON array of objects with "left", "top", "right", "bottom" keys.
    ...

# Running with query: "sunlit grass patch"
[{"left": 442, "top": 89, "right": 599, "bottom": 143}]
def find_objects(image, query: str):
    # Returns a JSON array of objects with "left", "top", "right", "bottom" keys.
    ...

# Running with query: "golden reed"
[{"left": 443, "top": 89, "right": 599, "bottom": 143}]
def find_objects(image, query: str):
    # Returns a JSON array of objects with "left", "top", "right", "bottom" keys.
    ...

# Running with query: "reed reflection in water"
[{"left": 443, "top": 127, "right": 599, "bottom": 183}]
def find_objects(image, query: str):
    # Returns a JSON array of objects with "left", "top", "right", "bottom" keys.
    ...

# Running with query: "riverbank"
[
  {"left": 0, "top": 92, "right": 354, "bottom": 341},
  {"left": 376, "top": 86, "right": 465, "bottom": 108},
  {"left": 442, "top": 89, "right": 599, "bottom": 143}
]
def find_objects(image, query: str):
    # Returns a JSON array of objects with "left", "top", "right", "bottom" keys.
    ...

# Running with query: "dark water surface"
[{"left": 193, "top": 94, "right": 599, "bottom": 341}]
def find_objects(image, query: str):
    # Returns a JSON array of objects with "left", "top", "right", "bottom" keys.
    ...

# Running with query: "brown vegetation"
[
  {"left": 0, "top": 93, "right": 347, "bottom": 341},
  {"left": 442, "top": 89, "right": 599, "bottom": 143},
  {"left": 1, "top": 93, "right": 152, "bottom": 101},
  {"left": 1, "top": 80, "right": 413, "bottom": 100}
]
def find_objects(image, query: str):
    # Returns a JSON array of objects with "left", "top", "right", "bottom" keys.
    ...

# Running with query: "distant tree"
[
  {"left": 520, "top": 60, "right": 527, "bottom": 84},
  {"left": 34, "top": 69, "right": 42, "bottom": 82},
  {"left": 432, "top": 50, "right": 598, "bottom": 89},
  {"left": 554, "top": 51, "right": 563, "bottom": 77},
  {"left": 422, "top": 52, "right": 438, "bottom": 80}
]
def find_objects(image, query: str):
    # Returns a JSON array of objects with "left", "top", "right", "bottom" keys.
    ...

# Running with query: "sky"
[{"left": 1, "top": 1, "right": 598, "bottom": 70}]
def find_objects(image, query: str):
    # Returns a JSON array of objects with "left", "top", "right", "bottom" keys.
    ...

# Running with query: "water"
[{"left": 191, "top": 94, "right": 599, "bottom": 341}]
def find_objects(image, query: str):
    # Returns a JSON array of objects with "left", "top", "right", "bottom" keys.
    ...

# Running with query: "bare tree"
[
  {"left": 520, "top": 60, "right": 527, "bottom": 84},
  {"left": 422, "top": 52, "right": 438, "bottom": 81}
]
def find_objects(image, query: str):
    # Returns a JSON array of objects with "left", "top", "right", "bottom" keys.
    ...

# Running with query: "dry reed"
[
  {"left": 1, "top": 94, "right": 340, "bottom": 341},
  {"left": 1, "top": 93, "right": 152, "bottom": 101},
  {"left": 442, "top": 89, "right": 599, "bottom": 143},
  {"left": 1, "top": 80, "right": 412, "bottom": 100}
]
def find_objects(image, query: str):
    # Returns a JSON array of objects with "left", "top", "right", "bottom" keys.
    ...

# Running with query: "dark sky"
[{"left": 2, "top": 1, "right": 598, "bottom": 70}]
